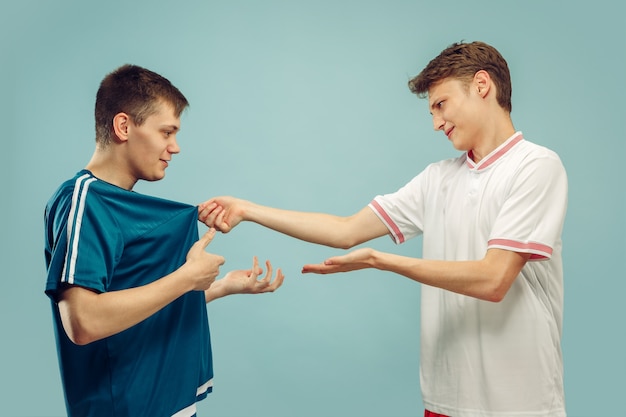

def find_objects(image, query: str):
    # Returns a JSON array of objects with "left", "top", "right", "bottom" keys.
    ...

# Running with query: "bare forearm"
[
  {"left": 59, "top": 269, "right": 195, "bottom": 345},
  {"left": 334, "top": 248, "right": 528, "bottom": 302},
  {"left": 373, "top": 253, "right": 498, "bottom": 300},
  {"left": 204, "top": 279, "right": 229, "bottom": 303},
  {"left": 244, "top": 203, "right": 385, "bottom": 249}
]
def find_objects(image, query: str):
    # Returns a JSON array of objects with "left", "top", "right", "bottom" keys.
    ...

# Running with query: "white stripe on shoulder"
[{"left": 61, "top": 174, "right": 97, "bottom": 284}]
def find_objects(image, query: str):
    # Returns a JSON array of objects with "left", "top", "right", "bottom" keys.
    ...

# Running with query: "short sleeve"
[
  {"left": 368, "top": 159, "right": 456, "bottom": 244},
  {"left": 369, "top": 174, "right": 424, "bottom": 244},
  {"left": 488, "top": 152, "right": 568, "bottom": 260},
  {"left": 45, "top": 179, "right": 121, "bottom": 299}
]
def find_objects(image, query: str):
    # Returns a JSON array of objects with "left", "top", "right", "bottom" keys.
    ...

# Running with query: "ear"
[
  {"left": 473, "top": 70, "right": 491, "bottom": 98},
  {"left": 112, "top": 112, "right": 131, "bottom": 142}
]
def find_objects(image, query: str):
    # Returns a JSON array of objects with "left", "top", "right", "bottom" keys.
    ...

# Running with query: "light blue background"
[{"left": 1, "top": 1, "right": 624, "bottom": 416}]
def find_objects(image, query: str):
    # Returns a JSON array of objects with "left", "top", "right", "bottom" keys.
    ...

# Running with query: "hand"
[
  {"left": 302, "top": 248, "right": 376, "bottom": 274},
  {"left": 182, "top": 228, "right": 225, "bottom": 291},
  {"left": 218, "top": 256, "right": 284, "bottom": 296},
  {"left": 198, "top": 197, "right": 245, "bottom": 233}
]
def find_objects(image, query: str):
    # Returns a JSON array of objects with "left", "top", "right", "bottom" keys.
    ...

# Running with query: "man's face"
[
  {"left": 428, "top": 77, "right": 483, "bottom": 152},
  {"left": 126, "top": 101, "right": 181, "bottom": 183}
]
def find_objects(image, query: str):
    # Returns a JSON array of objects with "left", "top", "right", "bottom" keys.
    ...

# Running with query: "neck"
[
  {"left": 85, "top": 147, "right": 137, "bottom": 190},
  {"left": 470, "top": 118, "right": 516, "bottom": 163}
]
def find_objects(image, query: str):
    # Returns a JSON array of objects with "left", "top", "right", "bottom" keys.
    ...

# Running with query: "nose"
[
  {"left": 168, "top": 137, "right": 180, "bottom": 154},
  {"left": 432, "top": 114, "right": 445, "bottom": 131}
]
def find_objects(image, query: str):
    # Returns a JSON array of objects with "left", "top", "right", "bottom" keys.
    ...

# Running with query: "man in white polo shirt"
[{"left": 198, "top": 41, "right": 568, "bottom": 417}]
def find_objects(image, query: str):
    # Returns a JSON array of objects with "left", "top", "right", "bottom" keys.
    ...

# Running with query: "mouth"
[
  {"left": 445, "top": 127, "right": 454, "bottom": 139},
  {"left": 160, "top": 159, "right": 170, "bottom": 168}
]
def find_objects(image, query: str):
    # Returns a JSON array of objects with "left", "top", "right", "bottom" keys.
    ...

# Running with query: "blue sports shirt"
[{"left": 44, "top": 170, "right": 213, "bottom": 417}]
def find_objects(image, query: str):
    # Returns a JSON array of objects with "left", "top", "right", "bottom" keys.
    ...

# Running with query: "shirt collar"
[{"left": 466, "top": 131, "right": 524, "bottom": 171}]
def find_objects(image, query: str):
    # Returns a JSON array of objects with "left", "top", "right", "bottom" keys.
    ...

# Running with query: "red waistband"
[{"left": 425, "top": 410, "right": 449, "bottom": 417}]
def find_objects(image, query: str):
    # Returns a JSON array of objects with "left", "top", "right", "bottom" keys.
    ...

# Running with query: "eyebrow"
[
  {"left": 428, "top": 101, "right": 437, "bottom": 115},
  {"left": 161, "top": 125, "right": 180, "bottom": 131},
  {"left": 428, "top": 94, "right": 443, "bottom": 115}
]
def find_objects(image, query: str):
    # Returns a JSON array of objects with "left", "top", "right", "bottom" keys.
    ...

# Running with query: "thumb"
[{"left": 197, "top": 228, "right": 217, "bottom": 249}]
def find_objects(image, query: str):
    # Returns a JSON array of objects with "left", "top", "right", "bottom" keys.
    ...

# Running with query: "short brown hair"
[
  {"left": 94, "top": 65, "right": 189, "bottom": 146},
  {"left": 408, "top": 41, "right": 512, "bottom": 112}
]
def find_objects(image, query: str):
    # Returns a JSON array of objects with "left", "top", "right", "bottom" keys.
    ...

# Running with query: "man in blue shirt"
[{"left": 44, "top": 64, "right": 284, "bottom": 417}]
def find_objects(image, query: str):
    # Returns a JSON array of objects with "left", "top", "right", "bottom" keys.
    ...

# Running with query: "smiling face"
[
  {"left": 125, "top": 100, "right": 181, "bottom": 184},
  {"left": 428, "top": 77, "right": 485, "bottom": 152}
]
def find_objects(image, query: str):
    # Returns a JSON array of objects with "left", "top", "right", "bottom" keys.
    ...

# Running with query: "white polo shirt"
[{"left": 369, "top": 132, "right": 568, "bottom": 417}]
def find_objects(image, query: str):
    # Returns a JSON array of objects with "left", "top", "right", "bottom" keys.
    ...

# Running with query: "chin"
[
  {"left": 451, "top": 142, "right": 469, "bottom": 152},
  {"left": 449, "top": 137, "right": 471, "bottom": 151},
  {"left": 143, "top": 173, "right": 166, "bottom": 182}
]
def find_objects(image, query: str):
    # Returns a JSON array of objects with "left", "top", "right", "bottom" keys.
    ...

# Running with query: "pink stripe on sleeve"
[
  {"left": 369, "top": 200, "right": 405, "bottom": 243},
  {"left": 488, "top": 238, "right": 552, "bottom": 260}
]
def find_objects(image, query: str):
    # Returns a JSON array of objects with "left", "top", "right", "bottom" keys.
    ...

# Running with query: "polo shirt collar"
[{"left": 466, "top": 131, "right": 524, "bottom": 171}]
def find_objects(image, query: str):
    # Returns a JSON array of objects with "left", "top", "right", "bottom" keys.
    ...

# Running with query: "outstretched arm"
[
  {"left": 198, "top": 197, "right": 389, "bottom": 249},
  {"left": 302, "top": 247, "right": 531, "bottom": 302},
  {"left": 58, "top": 229, "right": 225, "bottom": 345}
]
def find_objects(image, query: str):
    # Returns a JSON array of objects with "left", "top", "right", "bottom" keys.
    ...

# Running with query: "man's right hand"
[
  {"left": 198, "top": 197, "right": 246, "bottom": 233},
  {"left": 183, "top": 228, "right": 225, "bottom": 291}
]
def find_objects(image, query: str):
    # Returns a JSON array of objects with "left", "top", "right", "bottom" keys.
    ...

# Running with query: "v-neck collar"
[{"left": 466, "top": 132, "right": 524, "bottom": 171}]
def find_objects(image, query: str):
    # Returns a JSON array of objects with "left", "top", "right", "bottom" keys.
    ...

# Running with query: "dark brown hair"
[
  {"left": 408, "top": 41, "right": 512, "bottom": 112},
  {"left": 94, "top": 64, "right": 189, "bottom": 145}
]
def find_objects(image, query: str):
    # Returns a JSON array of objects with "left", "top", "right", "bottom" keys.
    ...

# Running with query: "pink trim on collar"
[{"left": 466, "top": 132, "right": 524, "bottom": 170}]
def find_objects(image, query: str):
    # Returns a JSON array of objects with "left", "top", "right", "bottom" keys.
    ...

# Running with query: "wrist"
[
  {"left": 243, "top": 201, "right": 261, "bottom": 223},
  {"left": 204, "top": 279, "right": 228, "bottom": 303},
  {"left": 173, "top": 263, "right": 203, "bottom": 294},
  {"left": 368, "top": 249, "right": 383, "bottom": 270}
]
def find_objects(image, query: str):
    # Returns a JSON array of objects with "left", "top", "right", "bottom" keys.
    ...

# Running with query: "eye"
[
  {"left": 437, "top": 100, "right": 444, "bottom": 108},
  {"left": 163, "top": 131, "right": 172, "bottom": 138}
]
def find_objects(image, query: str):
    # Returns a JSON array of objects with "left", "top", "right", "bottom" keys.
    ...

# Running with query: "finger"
[
  {"left": 301, "top": 263, "right": 334, "bottom": 274},
  {"left": 199, "top": 204, "right": 221, "bottom": 225},
  {"left": 260, "top": 260, "right": 273, "bottom": 282},
  {"left": 198, "top": 200, "right": 214, "bottom": 211},
  {"left": 246, "top": 267, "right": 263, "bottom": 277},
  {"left": 205, "top": 206, "right": 224, "bottom": 227},
  {"left": 249, "top": 256, "right": 260, "bottom": 279},
  {"left": 215, "top": 209, "right": 227, "bottom": 231},
  {"left": 197, "top": 228, "right": 217, "bottom": 249},
  {"left": 197, "top": 202, "right": 216, "bottom": 220},
  {"left": 251, "top": 266, "right": 284, "bottom": 293},
  {"left": 269, "top": 268, "right": 285, "bottom": 290}
]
